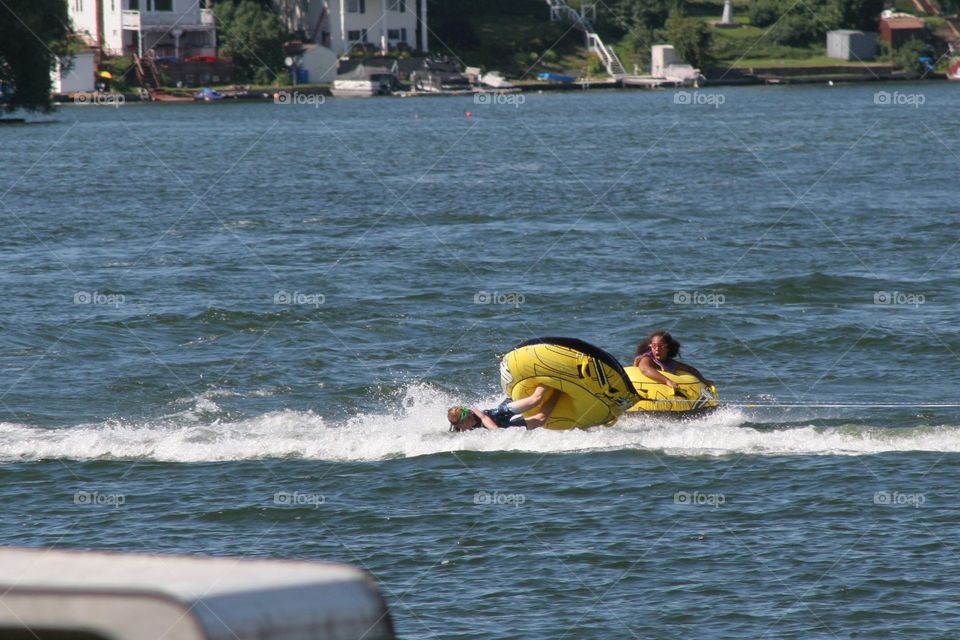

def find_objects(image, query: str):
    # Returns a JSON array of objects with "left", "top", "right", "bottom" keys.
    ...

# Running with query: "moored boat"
[
  {"left": 411, "top": 56, "right": 472, "bottom": 94},
  {"left": 332, "top": 62, "right": 401, "bottom": 97},
  {"left": 948, "top": 60, "right": 960, "bottom": 80}
]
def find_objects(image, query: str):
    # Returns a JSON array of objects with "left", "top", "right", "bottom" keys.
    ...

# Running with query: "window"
[
  {"left": 155, "top": 0, "right": 172, "bottom": 10},
  {"left": 347, "top": 0, "right": 365, "bottom": 13},
  {"left": 388, "top": 0, "right": 405, "bottom": 11},
  {"left": 347, "top": 29, "right": 367, "bottom": 43},
  {"left": 387, "top": 29, "right": 400, "bottom": 40},
  {"left": 128, "top": 0, "right": 138, "bottom": 9}
]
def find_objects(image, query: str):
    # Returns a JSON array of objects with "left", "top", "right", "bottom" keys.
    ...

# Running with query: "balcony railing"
[{"left": 121, "top": 9, "right": 215, "bottom": 30}]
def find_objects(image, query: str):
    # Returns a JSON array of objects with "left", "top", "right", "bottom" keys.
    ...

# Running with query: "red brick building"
[{"left": 879, "top": 17, "right": 926, "bottom": 47}]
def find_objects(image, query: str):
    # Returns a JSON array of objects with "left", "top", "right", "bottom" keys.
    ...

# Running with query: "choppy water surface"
[{"left": 2, "top": 83, "right": 959, "bottom": 638}]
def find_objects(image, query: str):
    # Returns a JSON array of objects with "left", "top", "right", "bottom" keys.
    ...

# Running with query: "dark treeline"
[{"left": 0, "top": 0, "right": 70, "bottom": 112}]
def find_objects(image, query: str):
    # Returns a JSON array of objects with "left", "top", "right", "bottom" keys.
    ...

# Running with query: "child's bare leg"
[
  {"left": 524, "top": 389, "right": 560, "bottom": 429},
  {"left": 507, "top": 385, "right": 547, "bottom": 413}
]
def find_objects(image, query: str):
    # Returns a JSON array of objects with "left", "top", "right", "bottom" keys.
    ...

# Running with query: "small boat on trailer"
[{"left": 332, "top": 61, "right": 402, "bottom": 97}]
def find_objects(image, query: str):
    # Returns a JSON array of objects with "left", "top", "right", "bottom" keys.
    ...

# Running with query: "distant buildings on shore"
[
  {"left": 68, "top": 0, "right": 217, "bottom": 58},
  {"left": 58, "top": 0, "right": 429, "bottom": 91},
  {"left": 273, "top": 0, "right": 428, "bottom": 55}
]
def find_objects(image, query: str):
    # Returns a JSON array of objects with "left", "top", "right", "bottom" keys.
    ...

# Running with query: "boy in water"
[{"left": 447, "top": 385, "right": 559, "bottom": 432}]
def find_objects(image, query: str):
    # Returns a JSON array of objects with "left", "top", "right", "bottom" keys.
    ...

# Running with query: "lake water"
[{"left": 2, "top": 82, "right": 960, "bottom": 638}]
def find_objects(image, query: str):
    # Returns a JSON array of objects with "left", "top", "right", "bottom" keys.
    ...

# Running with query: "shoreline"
[{"left": 50, "top": 69, "right": 947, "bottom": 105}]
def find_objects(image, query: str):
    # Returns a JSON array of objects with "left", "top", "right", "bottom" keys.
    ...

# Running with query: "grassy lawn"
[
  {"left": 710, "top": 23, "right": 815, "bottom": 58},
  {"left": 726, "top": 55, "right": 891, "bottom": 67},
  {"left": 705, "top": 19, "right": 903, "bottom": 69}
]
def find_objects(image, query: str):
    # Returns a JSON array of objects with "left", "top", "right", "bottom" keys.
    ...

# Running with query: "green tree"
[
  {"left": 832, "top": 0, "right": 885, "bottom": 31},
  {"left": 435, "top": 15, "right": 480, "bottom": 49},
  {"left": 665, "top": 14, "right": 712, "bottom": 69},
  {"left": 0, "top": 0, "right": 71, "bottom": 113},
  {"left": 746, "top": 0, "right": 840, "bottom": 47},
  {"left": 892, "top": 37, "right": 933, "bottom": 71},
  {"left": 747, "top": 0, "right": 782, "bottom": 28},
  {"left": 215, "top": 0, "right": 286, "bottom": 84},
  {"left": 598, "top": 0, "right": 679, "bottom": 64},
  {"left": 770, "top": 12, "right": 827, "bottom": 46},
  {"left": 605, "top": 0, "right": 675, "bottom": 34}
]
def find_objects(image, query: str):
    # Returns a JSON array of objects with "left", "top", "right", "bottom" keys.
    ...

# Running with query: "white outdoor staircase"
[{"left": 546, "top": 0, "right": 627, "bottom": 78}]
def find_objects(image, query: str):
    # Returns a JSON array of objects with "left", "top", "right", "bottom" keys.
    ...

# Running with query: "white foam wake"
[{"left": 1, "top": 384, "right": 959, "bottom": 462}]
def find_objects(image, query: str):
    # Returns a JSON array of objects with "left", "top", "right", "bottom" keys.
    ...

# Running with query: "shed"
[
  {"left": 826, "top": 30, "right": 877, "bottom": 61},
  {"left": 299, "top": 44, "right": 339, "bottom": 84},
  {"left": 879, "top": 17, "right": 926, "bottom": 47},
  {"left": 651, "top": 45, "right": 681, "bottom": 78},
  {"left": 650, "top": 45, "right": 703, "bottom": 85},
  {"left": 0, "top": 547, "right": 395, "bottom": 640},
  {"left": 52, "top": 49, "right": 97, "bottom": 93}
]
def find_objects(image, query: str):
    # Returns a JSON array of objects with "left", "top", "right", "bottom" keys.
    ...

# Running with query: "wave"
[{"left": 1, "top": 385, "right": 960, "bottom": 463}]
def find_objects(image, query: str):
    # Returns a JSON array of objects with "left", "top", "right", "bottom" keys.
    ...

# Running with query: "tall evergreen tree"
[{"left": 0, "top": 0, "right": 71, "bottom": 113}]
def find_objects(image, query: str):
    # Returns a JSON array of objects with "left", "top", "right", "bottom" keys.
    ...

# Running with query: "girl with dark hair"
[{"left": 633, "top": 331, "right": 714, "bottom": 392}]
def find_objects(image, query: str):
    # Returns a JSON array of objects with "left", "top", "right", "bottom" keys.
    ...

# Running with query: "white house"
[
  {"left": 275, "top": 0, "right": 427, "bottom": 54},
  {"left": 68, "top": 0, "right": 216, "bottom": 58}
]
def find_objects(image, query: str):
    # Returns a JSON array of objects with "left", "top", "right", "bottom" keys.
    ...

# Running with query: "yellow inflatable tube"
[
  {"left": 625, "top": 366, "right": 720, "bottom": 414},
  {"left": 500, "top": 337, "right": 639, "bottom": 430}
]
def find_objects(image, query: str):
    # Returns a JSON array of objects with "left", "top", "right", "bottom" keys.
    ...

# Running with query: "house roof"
[
  {"left": 880, "top": 17, "right": 925, "bottom": 29},
  {"left": 338, "top": 57, "right": 400, "bottom": 75}
]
